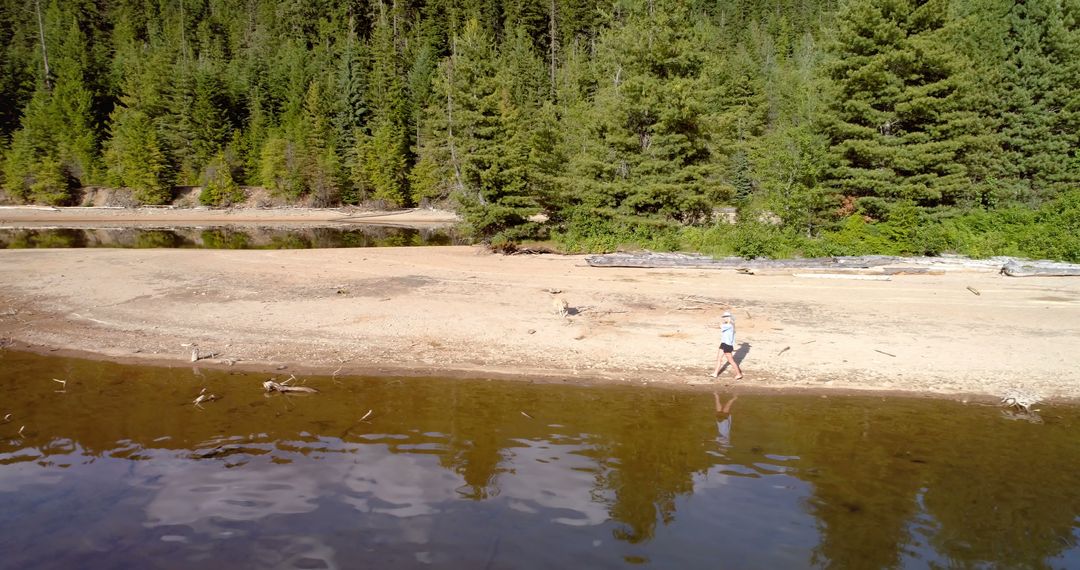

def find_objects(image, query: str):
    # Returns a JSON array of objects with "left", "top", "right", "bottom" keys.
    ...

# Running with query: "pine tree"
[
  {"left": 406, "top": 40, "right": 437, "bottom": 153},
  {"left": 1, "top": 0, "right": 99, "bottom": 202},
  {"left": 160, "top": 60, "right": 198, "bottom": 183},
  {"left": 497, "top": 26, "right": 548, "bottom": 109},
  {"left": 710, "top": 45, "right": 768, "bottom": 203},
  {"left": 2, "top": 1, "right": 97, "bottom": 204},
  {"left": 823, "top": 0, "right": 993, "bottom": 212},
  {"left": 356, "top": 5, "right": 411, "bottom": 206},
  {"left": 259, "top": 132, "right": 304, "bottom": 198},
  {"left": 189, "top": 63, "right": 232, "bottom": 170},
  {"left": 103, "top": 106, "right": 171, "bottom": 204},
  {"left": 3, "top": 89, "right": 56, "bottom": 202},
  {"left": 0, "top": 0, "right": 37, "bottom": 142},
  {"left": 199, "top": 152, "right": 244, "bottom": 206},
  {"left": 567, "top": 0, "right": 721, "bottom": 224},
  {"left": 994, "top": 0, "right": 1080, "bottom": 200},
  {"left": 299, "top": 80, "right": 341, "bottom": 204},
  {"left": 334, "top": 17, "right": 369, "bottom": 154},
  {"left": 754, "top": 32, "right": 832, "bottom": 235},
  {"left": 356, "top": 116, "right": 410, "bottom": 205},
  {"left": 241, "top": 90, "right": 269, "bottom": 185}
]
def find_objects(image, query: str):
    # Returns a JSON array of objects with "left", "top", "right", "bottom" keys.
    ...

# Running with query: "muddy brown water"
[
  {"left": 0, "top": 224, "right": 467, "bottom": 249},
  {"left": 1, "top": 351, "right": 1078, "bottom": 569}
]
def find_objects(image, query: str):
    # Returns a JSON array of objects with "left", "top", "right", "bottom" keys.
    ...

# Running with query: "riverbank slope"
[{"left": 1, "top": 246, "right": 1077, "bottom": 399}]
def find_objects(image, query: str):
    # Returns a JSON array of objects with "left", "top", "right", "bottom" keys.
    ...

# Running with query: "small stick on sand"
[
  {"left": 777, "top": 346, "right": 790, "bottom": 356},
  {"left": 682, "top": 295, "right": 727, "bottom": 306},
  {"left": 874, "top": 349, "right": 897, "bottom": 357},
  {"left": 966, "top": 286, "right": 981, "bottom": 296}
]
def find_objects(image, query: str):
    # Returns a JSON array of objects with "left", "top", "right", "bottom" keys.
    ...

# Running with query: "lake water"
[
  {"left": 0, "top": 224, "right": 467, "bottom": 249},
  {"left": 1, "top": 350, "right": 1077, "bottom": 569}
]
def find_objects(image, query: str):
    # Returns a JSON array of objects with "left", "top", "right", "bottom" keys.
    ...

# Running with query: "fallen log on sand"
[
  {"left": 586, "top": 252, "right": 1080, "bottom": 277},
  {"left": 793, "top": 273, "right": 892, "bottom": 281},
  {"left": 585, "top": 252, "right": 899, "bottom": 269},
  {"left": 1001, "top": 260, "right": 1080, "bottom": 277}
]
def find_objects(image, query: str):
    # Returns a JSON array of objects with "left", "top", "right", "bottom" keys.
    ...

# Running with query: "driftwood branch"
[
  {"left": 263, "top": 380, "right": 318, "bottom": 394},
  {"left": 193, "top": 387, "right": 218, "bottom": 407},
  {"left": 189, "top": 347, "right": 217, "bottom": 362},
  {"left": 682, "top": 295, "right": 728, "bottom": 306}
]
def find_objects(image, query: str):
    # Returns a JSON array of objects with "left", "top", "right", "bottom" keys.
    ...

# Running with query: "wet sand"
[{"left": 1, "top": 242, "right": 1078, "bottom": 401}]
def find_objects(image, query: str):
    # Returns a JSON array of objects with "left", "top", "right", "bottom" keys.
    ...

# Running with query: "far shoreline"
[{"left": 0, "top": 205, "right": 460, "bottom": 226}]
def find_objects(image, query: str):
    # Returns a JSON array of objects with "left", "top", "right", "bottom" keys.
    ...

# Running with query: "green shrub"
[
  {"left": 553, "top": 209, "right": 682, "bottom": 253},
  {"left": 731, "top": 222, "right": 791, "bottom": 259}
]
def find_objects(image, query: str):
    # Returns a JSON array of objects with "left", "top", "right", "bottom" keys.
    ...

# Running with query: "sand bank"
[{"left": 1, "top": 246, "right": 1077, "bottom": 400}]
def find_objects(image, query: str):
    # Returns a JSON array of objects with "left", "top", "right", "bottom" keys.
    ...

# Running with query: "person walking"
[{"left": 710, "top": 311, "right": 743, "bottom": 380}]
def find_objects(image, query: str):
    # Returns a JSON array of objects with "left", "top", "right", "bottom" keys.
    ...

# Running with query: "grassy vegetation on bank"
[{"left": 546, "top": 188, "right": 1080, "bottom": 263}]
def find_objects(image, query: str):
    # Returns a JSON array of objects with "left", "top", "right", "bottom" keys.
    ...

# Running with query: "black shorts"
[{"left": 720, "top": 343, "right": 734, "bottom": 354}]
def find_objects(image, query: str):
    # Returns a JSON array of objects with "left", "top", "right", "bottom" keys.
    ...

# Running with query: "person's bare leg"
[
  {"left": 722, "top": 394, "right": 738, "bottom": 413},
  {"left": 711, "top": 349, "right": 726, "bottom": 377},
  {"left": 725, "top": 353, "right": 743, "bottom": 379}
]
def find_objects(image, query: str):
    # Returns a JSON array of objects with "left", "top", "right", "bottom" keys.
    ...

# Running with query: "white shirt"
[{"left": 720, "top": 322, "right": 735, "bottom": 346}]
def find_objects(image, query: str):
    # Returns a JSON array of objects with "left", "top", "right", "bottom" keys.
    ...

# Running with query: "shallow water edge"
[{"left": 2, "top": 344, "right": 1029, "bottom": 406}]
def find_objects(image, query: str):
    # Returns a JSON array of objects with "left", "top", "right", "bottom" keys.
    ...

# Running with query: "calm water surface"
[
  {"left": 0, "top": 224, "right": 467, "bottom": 249},
  {"left": 0, "top": 350, "right": 1078, "bottom": 569}
]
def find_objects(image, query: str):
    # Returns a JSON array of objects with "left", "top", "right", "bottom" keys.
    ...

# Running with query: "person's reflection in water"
[{"left": 714, "top": 392, "right": 737, "bottom": 451}]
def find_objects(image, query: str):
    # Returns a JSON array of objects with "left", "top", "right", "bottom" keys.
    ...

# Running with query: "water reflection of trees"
[
  {"left": 786, "top": 400, "right": 925, "bottom": 569},
  {"left": 3, "top": 353, "right": 1080, "bottom": 567},
  {"left": 586, "top": 392, "right": 718, "bottom": 543},
  {"left": 436, "top": 382, "right": 513, "bottom": 500},
  {"left": 0, "top": 228, "right": 88, "bottom": 248},
  {"left": 920, "top": 411, "right": 1080, "bottom": 568},
  {"left": 768, "top": 397, "right": 1080, "bottom": 569},
  {"left": 0, "top": 225, "right": 463, "bottom": 250}
]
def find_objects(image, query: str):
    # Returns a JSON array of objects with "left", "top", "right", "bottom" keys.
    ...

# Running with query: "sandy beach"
[{"left": 2, "top": 226, "right": 1079, "bottom": 400}]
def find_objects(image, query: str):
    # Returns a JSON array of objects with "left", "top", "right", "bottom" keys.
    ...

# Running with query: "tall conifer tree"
[
  {"left": 567, "top": 0, "right": 720, "bottom": 223},
  {"left": 823, "top": 0, "right": 992, "bottom": 213}
]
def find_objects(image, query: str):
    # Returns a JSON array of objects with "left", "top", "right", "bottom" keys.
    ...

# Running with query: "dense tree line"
[{"left": 1, "top": 0, "right": 1078, "bottom": 259}]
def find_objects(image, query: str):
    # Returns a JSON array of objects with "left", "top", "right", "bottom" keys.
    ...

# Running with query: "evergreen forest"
[{"left": 2, "top": 0, "right": 1079, "bottom": 260}]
